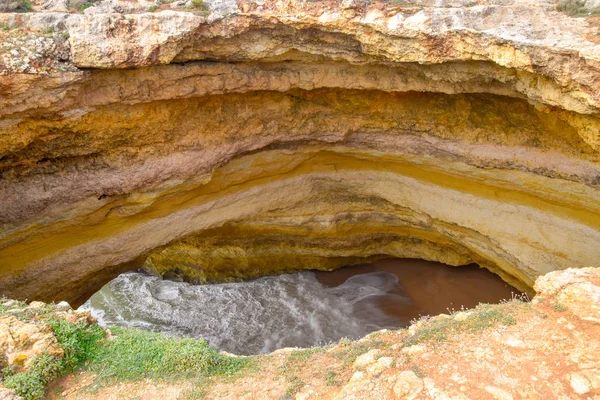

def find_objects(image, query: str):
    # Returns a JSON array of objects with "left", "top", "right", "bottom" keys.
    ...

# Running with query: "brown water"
[{"left": 316, "top": 258, "right": 522, "bottom": 322}]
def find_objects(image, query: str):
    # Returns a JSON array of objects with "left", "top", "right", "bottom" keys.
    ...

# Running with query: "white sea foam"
[{"left": 80, "top": 271, "right": 410, "bottom": 355}]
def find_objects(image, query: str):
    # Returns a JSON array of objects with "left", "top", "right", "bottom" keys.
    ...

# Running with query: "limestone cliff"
[{"left": 0, "top": 0, "right": 599, "bottom": 305}]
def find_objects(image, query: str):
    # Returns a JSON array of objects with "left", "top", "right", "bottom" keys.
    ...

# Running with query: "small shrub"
[
  {"left": 28, "top": 353, "right": 63, "bottom": 383},
  {"left": 39, "top": 26, "right": 56, "bottom": 35},
  {"left": 15, "top": 0, "right": 33, "bottom": 12},
  {"left": 4, "top": 353, "right": 64, "bottom": 399},
  {"left": 556, "top": 0, "right": 600, "bottom": 16},
  {"left": 410, "top": 365, "right": 426, "bottom": 378},
  {"left": 332, "top": 340, "right": 385, "bottom": 367},
  {"left": 77, "top": 1, "right": 93, "bottom": 12},
  {"left": 3, "top": 373, "right": 45, "bottom": 400},
  {"left": 148, "top": 5, "right": 159, "bottom": 11},
  {"left": 191, "top": 0, "right": 208, "bottom": 11},
  {"left": 48, "top": 319, "right": 105, "bottom": 371},
  {"left": 285, "top": 375, "right": 304, "bottom": 396},
  {"left": 325, "top": 370, "right": 339, "bottom": 386},
  {"left": 1, "top": 365, "right": 15, "bottom": 379},
  {"left": 183, "top": 386, "right": 209, "bottom": 399},
  {"left": 552, "top": 303, "right": 567, "bottom": 312}
]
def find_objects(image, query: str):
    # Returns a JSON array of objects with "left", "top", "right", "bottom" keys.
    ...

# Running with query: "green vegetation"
[
  {"left": 2, "top": 320, "right": 105, "bottom": 400},
  {"left": 288, "top": 347, "right": 324, "bottom": 362},
  {"left": 89, "top": 327, "right": 249, "bottom": 381},
  {"left": 0, "top": 315, "right": 251, "bottom": 400},
  {"left": 552, "top": 302, "right": 567, "bottom": 312},
  {"left": 324, "top": 370, "right": 339, "bottom": 386},
  {"left": 0, "top": 302, "right": 54, "bottom": 322},
  {"left": 0, "top": 299, "right": 27, "bottom": 313},
  {"left": 556, "top": 0, "right": 600, "bottom": 16},
  {"left": 39, "top": 26, "right": 56, "bottom": 35},
  {"left": 285, "top": 375, "right": 305, "bottom": 396},
  {"left": 148, "top": 5, "right": 159, "bottom": 12},
  {"left": 49, "top": 319, "right": 106, "bottom": 371},
  {"left": 15, "top": 0, "right": 33, "bottom": 12},
  {"left": 77, "top": 2, "right": 94, "bottom": 12},
  {"left": 332, "top": 339, "right": 386, "bottom": 367},
  {"left": 384, "top": 0, "right": 423, "bottom": 6},
  {"left": 191, "top": 0, "right": 208, "bottom": 12},
  {"left": 180, "top": 381, "right": 209, "bottom": 400},
  {"left": 3, "top": 353, "right": 63, "bottom": 399},
  {"left": 3, "top": 372, "right": 46, "bottom": 400},
  {"left": 404, "top": 304, "right": 517, "bottom": 346},
  {"left": 410, "top": 365, "right": 426, "bottom": 378}
]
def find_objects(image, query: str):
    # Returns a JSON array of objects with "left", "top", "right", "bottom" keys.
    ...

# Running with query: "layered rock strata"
[{"left": 0, "top": 0, "right": 599, "bottom": 305}]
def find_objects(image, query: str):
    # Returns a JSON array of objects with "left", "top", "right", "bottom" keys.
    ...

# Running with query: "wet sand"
[{"left": 316, "top": 258, "right": 522, "bottom": 324}]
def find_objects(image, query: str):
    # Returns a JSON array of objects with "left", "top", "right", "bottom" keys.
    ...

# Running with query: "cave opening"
[{"left": 80, "top": 258, "right": 523, "bottom": 355}]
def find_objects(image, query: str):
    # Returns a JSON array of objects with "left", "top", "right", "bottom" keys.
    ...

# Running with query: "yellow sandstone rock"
[
  {"left": 0, "top": 316, "right": 63, "bottom": 373},
  {"left": 0, "top": 0, "right": 599, "bottom": 305}
]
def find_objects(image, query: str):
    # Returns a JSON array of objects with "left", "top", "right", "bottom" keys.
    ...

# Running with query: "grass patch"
[
  {"left": 0, "top": 300, "right": 54, "bottom": 322},
  {"left": 15, "top": 0, "right": 33, "bottom": 12},
  {"left": 181, "top": 381, "right": 209, "bottom": 400},
  {"left": 88, "top": 327, "right": 250, "bottom": 381},
  {"left": 285, "top": 375, "right": 304, "bottom": 397},
  {"left": 48, "top": 319, "right": 106, "bottom": 371},
  {"left": 0, "top": 299, "right": 27, "bottom": 314},
  {"left": 324, "top": 370, "right": 339, "bottom": 386},
  {"left": 191, "top": 0, "right": 208, "bottom": 12},
  {"left": 3, "top": 373, "right": 46, "bottom": 400},
  {"left": 332, "top": 340, "right": 385, "bottom": 367},
  {"left": 77, "top": 2, "right": 94, "bottom": 12},
  {"left": 3, "top": 354, "right": 64, "bottom": 400},
  {"left": 288, "top": 347, "right": 324, "bottom": 362},
  {"left": 1, "top": 316, "right": 252, "bottom": 400},
  {"left": 404, "top": 304, "right": 517, "bottom": 346},
  {"left": 552, "top": 302, "right": 567, "bottom": 312},
  {"left": 384, "top": 0, "right": 424, "bottom": 5},
  {"left": 556, "top": 0, "right": 600, "bottom": 16},
  {"left": 410, "top": 365, "right": 426, "bottom": 378}
]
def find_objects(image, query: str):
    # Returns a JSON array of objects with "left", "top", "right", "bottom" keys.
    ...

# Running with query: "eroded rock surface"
[
  {"left": 0, "top": 315, "right": 63, "bottom": 373},
  {"left": 0, "top": 0, "right": 599, "bottom": 304}
]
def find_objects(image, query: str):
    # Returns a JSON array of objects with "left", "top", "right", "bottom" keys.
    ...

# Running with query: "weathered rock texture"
[
  {"left": 1, "top": 0, "right": 600, "bottom": 305},
  {"left": 0, "top": 314, "right": 63, "bottom": 373}
]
